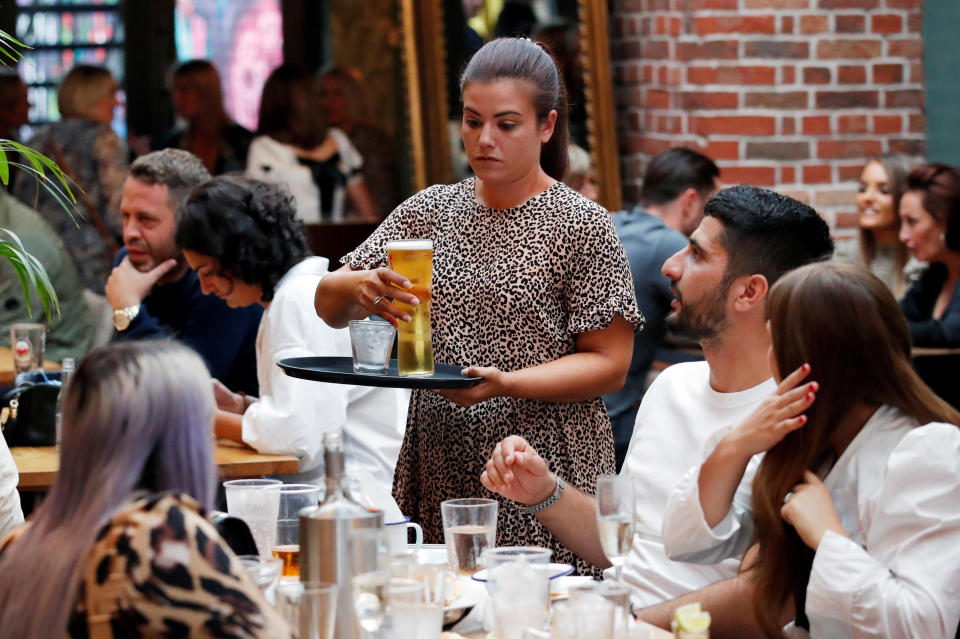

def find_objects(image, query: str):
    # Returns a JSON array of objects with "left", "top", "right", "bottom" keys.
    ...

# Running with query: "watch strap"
[{"left": 518, "top": 475, "right": 565, "bottom": 515}]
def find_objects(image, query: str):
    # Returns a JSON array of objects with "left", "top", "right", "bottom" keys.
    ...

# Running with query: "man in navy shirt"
[
  {"left": 603, "top": 148, "right": 720, "bottom": 470},
  {"left": 105, "top": 149, "right": 261, "bottom": 395}
]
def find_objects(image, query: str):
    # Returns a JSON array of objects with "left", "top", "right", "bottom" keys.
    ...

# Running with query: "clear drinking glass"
[
  {"left": 277, "top": 580, "right": 338, "bottom": 639},
  {"left": 237, "top": 555, "right": 282, "bottom": 594},
  {"left": 273, "top": 483, "right": 323, "bottom": 577},
  {"left": 387, "top": 576, "right": 444, "bottom": 639},
  {"left": 350, "top": 529, "right": 390, "bottom": 638},
  {"left": 595, "top": 475, "right": 637, "bottom": 582},
  {"left": 348, "top": 319, "right": 396, "bottom": 373},
  {"left": 10, "top": 322, "right": 46, "bottom": 375},
  {"left": 385, "top": 239, "right": 434, "bottom": 376},
  {"left": 440, "top": 498, "right": 498, "bottom": 575},
  {"left": 224, "top": 478, "right": 282, "bottom": 560},
  {"left": 488, "top": 558, "right": 551, "bottom": 639}
]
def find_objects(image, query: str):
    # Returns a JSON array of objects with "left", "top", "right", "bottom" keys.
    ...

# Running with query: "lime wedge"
[{"left": 675, "top": 602, "right": 711, "bottom": 633}]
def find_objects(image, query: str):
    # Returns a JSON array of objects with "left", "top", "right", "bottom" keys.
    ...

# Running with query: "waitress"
[{"left": 313, "top": 38, "right": 642, "bottom": 574}]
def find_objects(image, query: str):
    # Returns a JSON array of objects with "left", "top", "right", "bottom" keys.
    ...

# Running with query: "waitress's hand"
[
  {"left": 355, "top": 267, "right": 419, "bottom": 327},
  {"left": 781, "top": 470, "right": 849, "bottom": 550},
  {"left": 434, "top": 366, "right": 509, "bottom": 407}
]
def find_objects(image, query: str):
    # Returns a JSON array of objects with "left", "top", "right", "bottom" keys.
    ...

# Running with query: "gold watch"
[{"left": 112, "top": 304, "right": 141, "bottom": 331}]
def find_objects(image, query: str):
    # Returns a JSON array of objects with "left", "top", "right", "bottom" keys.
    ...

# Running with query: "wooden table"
[
  {"left": 0, "top": 347, "right": 61, "bottom": 387},
  {"left": 11, "top": 439, "right": 299, "bottom": 490},
  {"left": 912, "top": 346, "right": 960, "bottom": 357}
]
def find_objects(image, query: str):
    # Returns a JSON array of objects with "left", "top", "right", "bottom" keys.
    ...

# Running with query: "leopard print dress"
[
  {"left": 345, "top": 179, "right": 643, "bottom": 575},
  {"left": 0, "top": 493, "right": 292, "bottom": 638}
]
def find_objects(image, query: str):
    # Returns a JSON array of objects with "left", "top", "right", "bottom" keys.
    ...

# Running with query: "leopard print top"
[
  {"left": 0, "top": 493, "right": 292, "bottom": 638},
  {"left": 345, "top": 178, "right": 643, "bottom": 575}
]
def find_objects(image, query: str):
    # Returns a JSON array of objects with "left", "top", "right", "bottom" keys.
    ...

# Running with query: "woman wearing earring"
[{"left": 898, "top": 164, "right": 960, "bottom": 406}]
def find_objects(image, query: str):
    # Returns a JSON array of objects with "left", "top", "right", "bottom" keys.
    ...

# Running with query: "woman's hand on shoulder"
[
  {"left": 724, "top": 364, "right": 817, "bottom": 459},
  {"left": 480, "top": 435, "right": 555, "bottom": 506},
  {"left": 781, "top": 470, "right": 849, "bottom": 550}
]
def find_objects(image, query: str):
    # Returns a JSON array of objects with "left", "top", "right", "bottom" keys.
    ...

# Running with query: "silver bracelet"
[{"left": 518, "top": 475, "right": 565, "bottom": 515}]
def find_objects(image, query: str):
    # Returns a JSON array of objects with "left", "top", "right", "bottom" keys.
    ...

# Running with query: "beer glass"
[
  {"left": 10, "top": 323, "right": 46, "bottom": 376},
  {"left": 386, "top": 239, "right": 434, "bottom": 376},
  {"left": 273, "top": 484, "right": 323, "bottom": 577}
]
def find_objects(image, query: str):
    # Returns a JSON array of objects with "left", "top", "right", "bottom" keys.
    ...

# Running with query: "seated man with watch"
[{"left": 105, "top": 149, "right": 262, "bottom": 396}]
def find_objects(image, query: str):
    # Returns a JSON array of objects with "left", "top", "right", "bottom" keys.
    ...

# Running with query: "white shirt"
[
  {"left": 662, "top": 405, "right": 960, "bottom": 639},
  {"left": 241, "top": 257, "right": 409, "bottom": 489},
  {"left": 246, "top": 129, "right": 363, "bottom": 224},
  {"left": 613, "top": 361, "right": 774, "bottom": 608},
  {"left": 0, "top": 437, "right": 23, "bottom": 538}
]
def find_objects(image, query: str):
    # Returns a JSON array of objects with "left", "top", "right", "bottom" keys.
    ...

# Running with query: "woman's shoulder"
[
  {"left": 883, "top": 417, "right": 960, "bottom": 476},
  {"left": 102, "top": 492, "right": 208, "bottom": 535}
]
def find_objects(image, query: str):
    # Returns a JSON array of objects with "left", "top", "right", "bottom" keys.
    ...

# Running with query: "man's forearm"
[
  {"left": 636, "top": 572, "right": 767, "bottom": 639},
  {"left": 535, "top": 483, "right": 610, "bottom": 568}
]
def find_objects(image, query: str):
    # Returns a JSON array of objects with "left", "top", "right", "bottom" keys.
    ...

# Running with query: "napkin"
[{"left": 352, "top": 468, "right": 405, "bottom": 523}]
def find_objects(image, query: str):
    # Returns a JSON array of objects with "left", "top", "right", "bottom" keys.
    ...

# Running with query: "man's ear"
[{"left": 732, "top": 273, "right": 769, "bottom": 312}]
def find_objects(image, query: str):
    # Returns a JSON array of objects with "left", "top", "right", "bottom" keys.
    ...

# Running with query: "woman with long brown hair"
[{"left": 662, "top": 261, "right": 960, "bottom": 638}]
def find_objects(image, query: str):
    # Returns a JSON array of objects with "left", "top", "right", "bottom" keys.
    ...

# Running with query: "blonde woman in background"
[
  {"left": 563, "top": 143, "right": 599, "bottom": 203},
  {"left": 13, "top": 65, "right": 126, "bottom": 294},
  {"left": 836, "top": 154, "right": 922, "bottom": 298},
  {"left": 163, "top": 59, "right": 252, "bottom": 175}
]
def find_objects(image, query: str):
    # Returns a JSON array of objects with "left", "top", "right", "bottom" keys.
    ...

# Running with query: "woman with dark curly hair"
[{"left": 176, "top": 176, "right": 408, "bottom": 487}]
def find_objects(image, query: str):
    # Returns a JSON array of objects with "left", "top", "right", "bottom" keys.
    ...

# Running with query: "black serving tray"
[{"left": 277, "top": 356, "right": 483, "bottom": 389}]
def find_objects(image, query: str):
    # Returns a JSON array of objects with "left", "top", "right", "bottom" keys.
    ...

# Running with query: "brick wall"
[{"left": 609, "top": 0, "right": 925, "bottom": 235}]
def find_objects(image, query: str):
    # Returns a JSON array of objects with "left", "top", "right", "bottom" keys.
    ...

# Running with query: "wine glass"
[{"left": 595, "top": 475, "right": 636, "bottom": 583}]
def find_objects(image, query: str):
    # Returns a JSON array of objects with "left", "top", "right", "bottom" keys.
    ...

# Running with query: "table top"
[
  {"left": 11, "top": 439, "right": 299, "bottom": 490},
  {"left": 461, "top": 619, "right": 671, "bottom": 638},
  {"left": 912, "top": 346, "right": 960, "bottom": 357},
  {"left": 0, "top": 347, "right": 61, "bottom": 387}
]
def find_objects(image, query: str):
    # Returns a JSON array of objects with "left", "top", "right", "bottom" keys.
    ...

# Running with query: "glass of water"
[
  {"left": 350, "top": 529, "right": 390, "bottom": 638},
  {"left": 349, "top": 319, "right": 396, "bottom": 373},
  {"left": 388, "top": 576, "right": 445, "bottom": 639},
  {"left": 595, "top": 475, "right": 637, "bottom": 583}
]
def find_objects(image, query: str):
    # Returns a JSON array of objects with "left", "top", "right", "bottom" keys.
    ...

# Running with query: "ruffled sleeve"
[{"left": 563, "top": 203, "right": 644, "bottom": 335}]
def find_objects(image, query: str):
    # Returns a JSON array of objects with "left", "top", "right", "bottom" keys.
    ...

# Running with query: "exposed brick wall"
[{"left": 609, "top": 0, "right": 924, "bottom": 235}]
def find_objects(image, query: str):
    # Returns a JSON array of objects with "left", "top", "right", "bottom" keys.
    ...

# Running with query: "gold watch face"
[{"left": 113, "top": 309, "right": 131, "bottom": 331}]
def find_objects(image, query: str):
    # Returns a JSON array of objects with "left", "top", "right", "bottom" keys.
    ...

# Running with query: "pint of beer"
[{"left": 386, "top": 239, "right": 435, "bottom": 376}]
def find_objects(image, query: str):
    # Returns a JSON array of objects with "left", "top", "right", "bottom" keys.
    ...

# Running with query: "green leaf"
[{"left": 0, "top": 148, "right": 6, "bottom": 185}]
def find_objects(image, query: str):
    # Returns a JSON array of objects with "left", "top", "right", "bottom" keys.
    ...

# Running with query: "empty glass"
[
  {"left": 237, "top": 554, "right": 282, "bottom": 595},
  {"left": 440, "top": 498, "right": 498, "bottom": 575},
  {"left": 595, "top": 475, "right": 637, "bottom": 582},
  {"left": 10, "top": 323, "right": 46, "bottom": 375},
  {"left": 273, "top": 483, "right": 323, "bottom": 577},
  {"left": 349, "top": 320, "right": 396, "bottom": 373},
  {"left": 388, "top": 576, "right": 445, "bottom": 639},
  {"left": 277, "top": 580, "right": 338, "bottom": 639},
  {"left": 224, "top": 478, "right": 282, "bottom": 560}
]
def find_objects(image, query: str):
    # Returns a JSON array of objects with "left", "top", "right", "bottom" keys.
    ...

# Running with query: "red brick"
[
  {"left": 803, "top": 67, "right": 831, "bottom": 84},
  {"left": 643, "top": 89, "right": 671, "bottom": 109},
  {"left": 872, "top": 14, "right": 903, "bottom": 34},
  {"left": 782, "top": 116, "right": 796, "bottom": 134},
  {"left": 745, "top": 0, "right": 809, "bottom": 6},
  {"left": 907, "top": 12, "right": 922, "bottom": 33},
  {"left": 836, "top": 212, "right": 860, "bottom": 228},
  {"left": 744, "top": 41, "right": 809, "bottom": 58},
  {"left": 909, "top": 113, "right": 926, "bottom": 134},
  {"left": 817, "top": 40, "right": 882, "bottom": 59},
  {"left": 681, "top": 91, "right": 739, "bottom": 109},
  {"left": 746, "top": 141, "right": 810, "bottom": 160},
  {"left": 780, "top": 16, "right": 795, "bottom": 33},
  {"left": 642, "top": 40, "right": 670, "bottom": 59},
  {"left": 818, "top": 0, "right": 877, "bottom": 7},
  {"left": 816, "top": 90, "right": 879, "bottom": 109},
  {"left": 836, "top": 15, "right": 865, "bottom": 33},
  {"left": 888, "top": 39, "right": 922, "bottom": 57},
  {"left": 887, "top": 0, "right": 921, "bottom": 7},
  {"left": 873, "top": 115, "right": 903, "bottom": 134},
  {"left": 692, "top": 116, "right": 777, "bottom": 135},
  {"left": 744, "top": 91, "right": 808, "bottom": 109},
  {"left": 889, "top": 139, "right": 926, "bottom": 155},
  {"left": 677, "top": 0, "right": 739, "bottom": 8},
  {"left": 721, "top": 166, "right": 777, "bottom": 186},
  {"left": 803, "top": 165, "right": 832, "bottom": 183},
  {"left": 782, "top": 66, "right": 796, "bottom": 83},
  {"left": 703, "top": 140, "right": 740, "bottom": 160},
  {"left": 837, "top": 114, "right": 868, "bottom": 133},
  {"left": 817, "top": 140, "right": 883, "bottom": 159},
  {"left": 678, "top": 40, "right": 740, "bottom": 61},
  {"left": 695, "top": 16, "right": 776, "bottom": 36},
  {"left": 910, "top": 62, "right": 924, "bottom": 83},
  {"left": 838, "top": 65, "right": 867, "bottom": 84},
  {"left": 885, "top": 90, "right": 924, "bottom": 108},
  {"left": 687, "top": 67, "right": 717, "bottom": 84},
  {"left": 799, "top": 15, "right": 827, "bottom": 34},
  {"left": 802, "top": 115, "right": 831, "bottom": 135},
  {"left": 781, "top": 166, "right": 796, "bottom": 183},
  {"left": 872, "top": 63, "right": 903, "bottom": 84},
  {"left": 687, "top": 65, "right": 777, "bottom": 85},
  {"left": 837, "top": 164, "right": 864, "bottom": 182}
]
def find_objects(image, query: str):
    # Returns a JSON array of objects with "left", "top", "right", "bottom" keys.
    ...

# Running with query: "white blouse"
[
  {"left": 662, "top": 405, "right": 960, "bottom": 639},
  {"left": 0, "top": 437, "right": 23, "bottom": 538}
]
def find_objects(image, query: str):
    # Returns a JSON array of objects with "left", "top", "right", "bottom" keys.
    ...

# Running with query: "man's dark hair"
[
  {"left": 705, "top": 185, "right": 834, "bottom": 287},
  {"left": 176, "top": 176, "right": 310, "bottom": 302},
  {"left": 639, "top": 148, "right": 720, "bottom": 206}
]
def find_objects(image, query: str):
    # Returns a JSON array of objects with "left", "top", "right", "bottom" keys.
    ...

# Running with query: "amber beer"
[
  {"left": 272, "top": 544, "right": 300, "bottom": 577},
  {"left": 386, "top": 239, "right": 434, "bottom": 376}
]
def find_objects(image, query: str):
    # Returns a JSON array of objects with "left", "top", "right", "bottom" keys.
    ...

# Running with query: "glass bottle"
[{"left": 55, "top": 357, "right": 75, "bottom": 450}]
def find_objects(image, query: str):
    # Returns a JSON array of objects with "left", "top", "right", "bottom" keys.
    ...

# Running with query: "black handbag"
[{"left": 1, "top": 370, "right": 62, "bottom": 447}]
